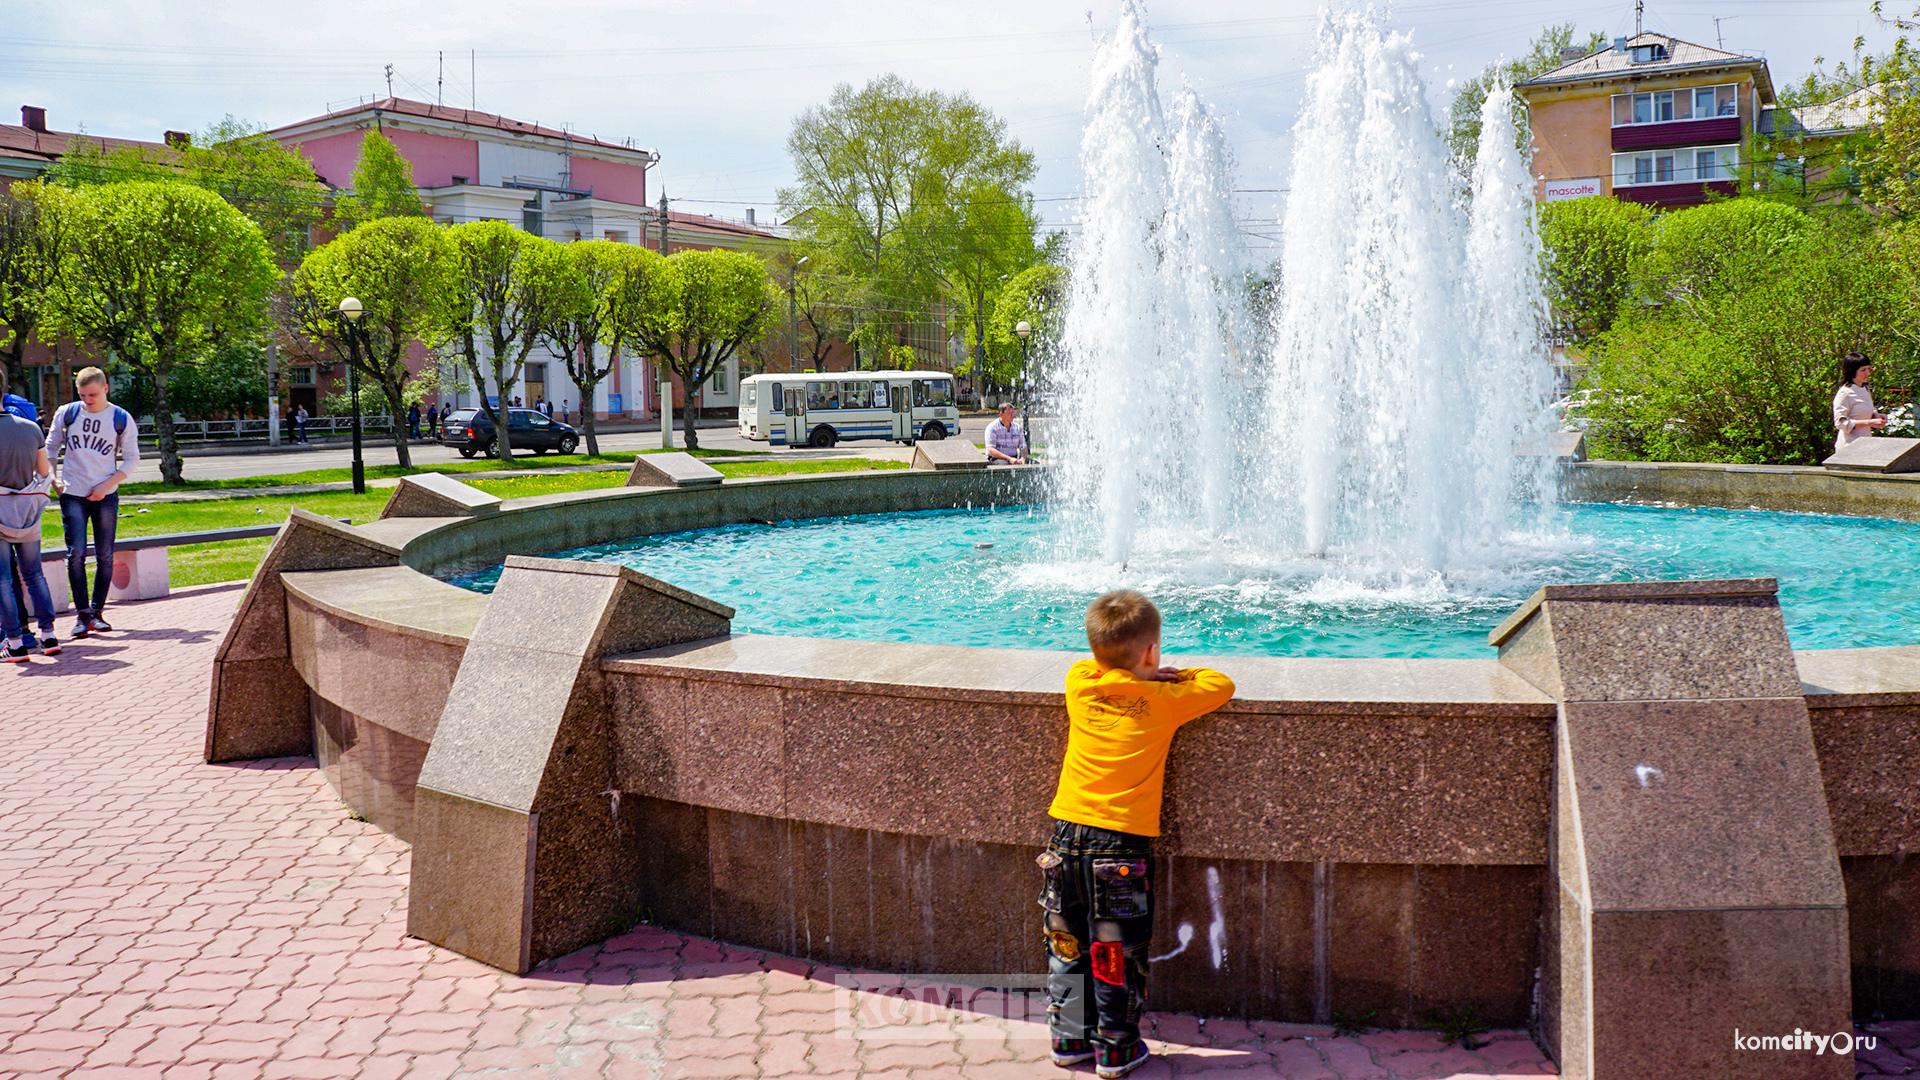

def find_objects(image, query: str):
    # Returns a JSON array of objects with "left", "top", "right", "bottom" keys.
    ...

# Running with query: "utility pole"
[
  {"left": 384, "top": 63, "right": 394, "bottom": 99},
  {"left": 657, "top": 191, "right": 672, "bottom": 449},
  {"left": 1634, "top": 0, "right": 1644, "bottom": 39},
  {"left": 788, "top": 256, "right": 809, "bottom": 373},
  {"left": 437, "top": 51, "right": 444, "bottom": 106}
]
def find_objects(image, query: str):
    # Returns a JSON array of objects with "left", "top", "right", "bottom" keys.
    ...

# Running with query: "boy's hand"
[{"left": 1144, "top": 666, "right": 1183, "bottom": 682}]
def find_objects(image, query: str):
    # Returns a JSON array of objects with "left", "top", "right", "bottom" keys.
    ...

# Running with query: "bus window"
[
  {"left": 742, "top": 383, "right": 757, "bottom": 408},
  {"left": 762, "top": 383, "right": 779, "bottom": 409},
  {"left": 914, "top": 379, "right": 953, "bottom": 408},
  {"left": 873, "top": 382, "right": 889, "bottom": 408},
  {"left": 808, "top": 381, "right": 833, "bottom": 409},
  {"left": 839, "top": 380, "right": 871, "bottom": 409}
]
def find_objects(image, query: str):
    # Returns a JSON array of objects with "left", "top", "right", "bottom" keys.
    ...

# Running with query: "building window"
[
  {"left": 1611, "top": 83, "right": 1738, "bottom": 126},
  {"left": 1630, "top": 44, "right": 1669, "bottom": 64},
  {"left": 604, "top": 229, "right": 628, "bottom": 244},
  {"left": 709, "top": 366, "right": 727, "bottom": 393},
  {"left": 1612, "top": 145, "right": 1737, "bottom": 187},
  {"left": 289, "top": 366, "right": 315, "bottom": 388}
]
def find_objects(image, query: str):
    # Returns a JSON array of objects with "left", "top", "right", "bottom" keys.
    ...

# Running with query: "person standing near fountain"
[
  {"left": 1038, "top": 589, "right": 1234, "bottom": 1077},
  {"left": 1834, "top": 352, "right": 1886, "bottom": 454}
]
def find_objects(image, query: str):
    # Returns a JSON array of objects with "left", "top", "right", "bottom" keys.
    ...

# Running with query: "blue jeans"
[
  {"left": 60, "top": 492, "right": 118, "bottom": 618},
  {"left": 1039, "top": 820, "right": 1154, "bottom": 1053},
  {"left": 2, "top": 540, "right": 55, "bottom": 642}
]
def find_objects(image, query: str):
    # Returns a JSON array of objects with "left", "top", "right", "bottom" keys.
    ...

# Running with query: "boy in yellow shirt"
[{"left": 1039, "top": 589, "right": 1235, "bottom": 1078}]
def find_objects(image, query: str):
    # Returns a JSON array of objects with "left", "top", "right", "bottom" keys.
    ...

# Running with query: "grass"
[
  {"left": 118, "top": 446, "right": 759, "bottom": 497},
  {"left": 114, "top": 456, "right": 907, "bottom": 587}
]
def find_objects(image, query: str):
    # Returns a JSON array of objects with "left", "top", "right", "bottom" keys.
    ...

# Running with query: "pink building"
[{"left": 271, "top": 97, "right": 793, "bottom": 420}]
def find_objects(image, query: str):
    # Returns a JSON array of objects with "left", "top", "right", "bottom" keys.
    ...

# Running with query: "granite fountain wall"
[{"left": 204, "top": 465, "right": 1920, "bottom": 1077}]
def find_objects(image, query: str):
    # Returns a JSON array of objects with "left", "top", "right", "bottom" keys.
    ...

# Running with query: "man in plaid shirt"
[{"left": 984, "top": 402, "right": 1029, "bottom": 464}]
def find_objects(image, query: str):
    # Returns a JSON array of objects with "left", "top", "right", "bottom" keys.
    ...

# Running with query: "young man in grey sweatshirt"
[{"left": 44, "top": 366, "right": 138, "bottom": 637}]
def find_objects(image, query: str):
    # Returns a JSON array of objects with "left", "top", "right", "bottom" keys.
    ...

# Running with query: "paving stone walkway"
[{"left": 0, "top": 584, "right": 1912, "bottom": 1079}]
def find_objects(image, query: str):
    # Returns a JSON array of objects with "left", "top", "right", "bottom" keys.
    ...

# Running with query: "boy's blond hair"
[
  {"left": 1086, "top": 589, "right": 1161, "bottom": 668},
  {"left": 74, "top": 366, "right": 107, "bottom": 389}
]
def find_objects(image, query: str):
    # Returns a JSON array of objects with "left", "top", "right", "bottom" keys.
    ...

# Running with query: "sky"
[{"left": 0, "top": 0, "right": 1893, "bottom": 238}]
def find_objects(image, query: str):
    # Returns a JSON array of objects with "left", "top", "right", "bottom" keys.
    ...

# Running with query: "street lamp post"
[
  {"left": 1014, "top": 320, "right": 1033, "bottom": 461},
  {"left": 788, "top": 256, "right": 810, "bottom": 373},
  {"left": 338, "top": 296, "right": 367, "bottom": 495}
]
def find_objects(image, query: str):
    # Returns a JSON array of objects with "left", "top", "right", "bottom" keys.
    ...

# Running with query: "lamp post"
[
  {"left": 1014, "top": 320, "right": 1033, "bottom": 461},
  {"left": 337, "top": 296, "right": 367, "bottom": 495},
  {"left": 788, "top": 255, "right": 810, "bottom": 373}
]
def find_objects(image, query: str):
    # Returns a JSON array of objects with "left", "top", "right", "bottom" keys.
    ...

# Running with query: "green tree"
[
  {"left": 780, "top": 74, "right": 1037, "bottom": 367},
  {"left": 441, "top": 222, "right": 567, "bottom": 460},
  {"left": 935, "top": 178, "right": 1042, "bottom": 383},
  {"left": 0, "top": 182, "right": 76, "bottom": 396},
  {"left": 334, "top": 131, "right": 427, "bottom": 232},
  {"left": 1447, "top": 24, "right": 1608, "bottom": 169},
  {"left": 632, "top": 249, "right": 777, "bottom": 450},
  {"left": 540, "top": 240, "right": 663, "bottom": 455},
  {"left": 288, "top": 216, "right": 454, "bottom": 468},
  {"left": 981, "top": 262, "right": 1066, "bottom": 391},
  {"left": 1639, "top": 199, "right": 1812, "bottom": 303},
  {"left": 48, "top": 181, "right": 278, "bottom": 484},
  {"left": 1538, "top": 196, "right": 1655, "bottom": 343},
  {"left": 111, "top": 339, "right": 269, "bottom": 420}
]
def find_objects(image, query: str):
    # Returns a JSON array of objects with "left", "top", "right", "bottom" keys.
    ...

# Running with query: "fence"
[{"left": 144, "top": 416, "right": 396, "bottom": 443}]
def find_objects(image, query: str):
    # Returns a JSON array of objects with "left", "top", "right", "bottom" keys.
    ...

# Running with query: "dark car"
[{"left": 439, "top": 407, "right": 580, "bottom": 457}]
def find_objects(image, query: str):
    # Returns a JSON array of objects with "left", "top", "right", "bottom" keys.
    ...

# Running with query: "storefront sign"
[{"left": 1543, "top": 177, "right": 1603, "bottom": 201}]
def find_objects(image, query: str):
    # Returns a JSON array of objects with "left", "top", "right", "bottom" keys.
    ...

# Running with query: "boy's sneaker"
[
  {"left": 2, "top": 644, "right": 29, "bottom": 664},
  {"left": 69, "top": 618, "right": 90, "bottom": 640},
  {"left": 1051, "top": 1036, "right": 1095, "bottom": 1067},
  {"left": 88, "top": 616, "right": 112, "bottom": 634},
  {"left": 1095, "top": 1041, "right": 1150, "bottom": 1079},
  {"left": 38, "top": 636, "right": 60, "bottom": 656}
]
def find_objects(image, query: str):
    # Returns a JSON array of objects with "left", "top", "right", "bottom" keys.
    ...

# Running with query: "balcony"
[
  {"left": 1614, "top": 179, "right": 1738, "bottom": 208},
  {"left": 1612, "top": 115, "right": 1742, "bottom": 151}
]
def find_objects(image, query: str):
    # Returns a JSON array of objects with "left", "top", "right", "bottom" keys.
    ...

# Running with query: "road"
[{"left": 126, "top": 416, "right": 999, "bottom": 484}]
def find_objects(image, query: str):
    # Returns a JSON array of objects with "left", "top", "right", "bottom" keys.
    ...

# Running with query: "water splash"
[{"left": 1052, "top": 6, "right": 1554, "bottom": 589}]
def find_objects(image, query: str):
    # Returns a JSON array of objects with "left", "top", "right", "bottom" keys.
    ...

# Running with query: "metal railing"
[{"left": 144, "top": 416, "right": 397, "bottom": 442}]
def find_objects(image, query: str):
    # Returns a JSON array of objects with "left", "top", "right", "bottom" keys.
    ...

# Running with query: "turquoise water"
[{"left": 452, "top": 503, "right": 1920, "bottom": 658}]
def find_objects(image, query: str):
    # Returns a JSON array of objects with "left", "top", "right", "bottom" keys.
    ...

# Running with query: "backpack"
[{"left": 59, "top": 402, "right": 129, "bottom": 450}]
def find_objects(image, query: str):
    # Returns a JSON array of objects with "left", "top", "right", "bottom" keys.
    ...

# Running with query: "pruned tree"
[
  {"left": 634, "top": 249, "right": 777, "bottom": 450},
  {"left": 287, "top": 216, "right": 454, "bottom": 468},
  {"left": 442, "top": 222, "right": 567, "bottom": 460},
  {"left": 541, "top": 240, "right": 666, "bottom": 456},
  {"left": 0, "top": 182, "right": 75, "bottom": 395},
  {"left": 48, "top": 181, "right": 278, "bottom": 484},
  {"left": 334, "top": 131, "right": 428, "bottom": 232}
]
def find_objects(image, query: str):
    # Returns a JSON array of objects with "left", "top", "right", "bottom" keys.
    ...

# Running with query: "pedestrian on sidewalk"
[
  {"left": 293, "top": 404, "right": 309, "bottom": 444},
  {"left": 0, "top": 369, "right": 58, "bottom": 661},
  {"left": 426, "top": 404, "right": 439, "bottom": 440},
  {"left": 408, "top": 402, "right": 422, "bottom": 440},
  {"left": 45, "top": 367, "right": 135, "bottom": 640}
]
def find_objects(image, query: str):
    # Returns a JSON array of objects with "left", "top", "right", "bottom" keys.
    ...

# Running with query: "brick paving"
[{"left": 0, "top": 583, "right": 1910, "bottom": 1079}]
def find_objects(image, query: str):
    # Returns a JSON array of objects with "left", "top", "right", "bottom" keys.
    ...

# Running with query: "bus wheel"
[
  {"left": 920, "top": 422, "right": 947, "bottom": 441},
  {"left": 809, "top": 425, "right": 838, "bottom": 448}
]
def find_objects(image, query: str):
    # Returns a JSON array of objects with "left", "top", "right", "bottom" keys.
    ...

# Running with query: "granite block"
[
  {"left": 1822, "top": 434, "right": 1920, "bottom": 473},
  {"left": 631, "top": 796, "right": 714, "bottom": 939},
  {"left": 789, "top": 818, "right": 851, "bottom": 963},
  {"left": 1551, "top": 885, "right": 1588, "bottom": 1078},
  {"left": 1327, "top": 863, "right": 1415, "bottom": 1028},
  {"left": 1149, "top": 855, "right": 1317, "bottom": 1021},
  {"left": 528, "top": 793, "right": 646, "bottom": 968},
  {"left": 419, "top": 639, "right": 594, "bottom": 812},
  {"left": 706, "top": 809, "right": 797, "bottom": 956},
  {"left": 407, "top": 788, "right": 535, "bottom": 974},
  {"left": 288, "top": 592, "right": 464, "bottom": 744},
  {"left": 609, "top": 673, "right": 786, "bottom": 817},
  {"left": 1843, "top": 853, "right": 1920, "bottom": 1019},
  {"left": 911, "top": 440, "right": 987, "bottom": 470},
  {"left": 1807, "top": 702, "right": 1920, "bottom": 856},
  {"left": 626, "top": 451, "right": 724, "bottom": 487},
  {"left": 1560, "top": 697, "right": 1845, "bottom": 912},
  {"left": 1588, "top": 907, "right": 1851, "bottom": 1079},
  {"left": 379, "top": 472, "right": 503, "bottom": 518},
  {"left": 205, "top": 656, "right": 313, "bottom": 762},
  {"left": 1494, "top": 581, "right": 1801, "bottom": 702},
  {"left": 1409, "top": 864, "right": 1541, "bottom": 1028},
  {"left": 312, "top": 697, "right": 430, "bottom": 841},
  {"left": 923, "top": 837, "right": 1032, "bottom": 976}
]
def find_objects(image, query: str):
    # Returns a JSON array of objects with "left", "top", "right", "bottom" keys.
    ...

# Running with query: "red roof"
[
  {"left": 667, "top": 209, "right": 783, "bottom": 241},
  {"left": 271, "top": 97, "right": 652, "bottom": 158},
  {"left": 0, "top": 124, "right": 166, "bottom": 166}
]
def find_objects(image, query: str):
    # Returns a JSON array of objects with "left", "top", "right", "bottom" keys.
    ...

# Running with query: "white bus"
[{"left": 737, "top": 371, "right": 962, "bottom": 448}]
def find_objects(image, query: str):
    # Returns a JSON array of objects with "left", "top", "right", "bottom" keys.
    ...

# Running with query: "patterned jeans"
[{"left": 1037, "top": 819, "right": 1154, "bottom": 1054}]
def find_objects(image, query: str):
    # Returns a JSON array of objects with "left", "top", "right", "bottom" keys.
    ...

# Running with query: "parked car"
[{"left": 438, "top": 407, "right": 579, "bottom": 457}]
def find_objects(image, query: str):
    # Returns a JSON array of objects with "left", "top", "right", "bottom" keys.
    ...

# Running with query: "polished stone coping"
[
  {"left": 1488, "top": 577, "right": 1781, "bottom": 648},
  {"left": 1797, "top": 644, "right": 1920, "bottom": 705},
  {"left": 282, "top": 567, "right": 485, "bottom": 646}
]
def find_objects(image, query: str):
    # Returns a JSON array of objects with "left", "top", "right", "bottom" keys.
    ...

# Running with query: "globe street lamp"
[
  {"left": 1014, "top": 320, "right": 1034, "bottom": 461},
  {"left": 337, "top": 296, "right": 367, "bottom": 495}
]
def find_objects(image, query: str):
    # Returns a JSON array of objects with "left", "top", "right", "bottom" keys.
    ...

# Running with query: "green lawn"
[
  {"left": 115, "top": 456, "right": 907, "bottom": 587},
  {"left": 120, "top": 446, "right": 759, "bottom": 497}
]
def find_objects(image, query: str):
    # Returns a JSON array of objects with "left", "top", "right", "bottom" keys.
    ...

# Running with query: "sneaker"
[
  {"left": 1, "top": 644, "right": 28, "bottom": 664},
  {"left": 38, "top": 636, "right": 59, "bottom": 656},
  {"left": 69, "top": 618, "right": 90, "bottom": 640},
  {"left": 1095, "top": 1041, "right": 1150, "bottom": 1079},
  {"left": 88, "top": 616, "right": 112, "bottom": 634},
  {"left": 1051, "top": 1037, "right": 1095, "bottom": 1067}
]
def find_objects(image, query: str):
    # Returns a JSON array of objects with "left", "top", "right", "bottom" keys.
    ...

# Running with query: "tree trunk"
[
  {"left": 383, "top": 380, "right": 413, "bottom": 469},
  {"left": 1, "top": 339, "right": 24, "bottom": 402},
  {"left": 152, "top": 362, "right": 183, "bottom": 486},
  {"left": 681, "top": 380, "right": 700, "bottom": 450},
  {"left": 491, "top": 360, "right": 515, "bottom": 462},
  {"left": 574, "top": 377, "right": 600, "bottom": 456}
]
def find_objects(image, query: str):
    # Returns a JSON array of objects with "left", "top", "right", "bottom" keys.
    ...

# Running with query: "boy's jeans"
[
  {"left": 60, "top": 492, "right": 117, "bottom": 618},
  {"left": 1038, "top": 819, "right": 1154, "bottom": 1054}
]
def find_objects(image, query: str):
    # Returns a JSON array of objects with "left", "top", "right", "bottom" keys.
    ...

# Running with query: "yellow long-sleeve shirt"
[{"left": 1046, "top": 660, "right": 1236, "bottom": 837}]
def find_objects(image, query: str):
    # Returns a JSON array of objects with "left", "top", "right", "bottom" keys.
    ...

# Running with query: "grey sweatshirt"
[{"left": 45, "top": 401, "right": 140, "bottom": 495}]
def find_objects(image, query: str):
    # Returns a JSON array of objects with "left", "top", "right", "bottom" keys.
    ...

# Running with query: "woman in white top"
[{"left": 1833, "top": 352, "right": 1885, "bottom": 454}]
